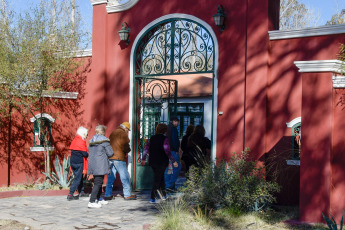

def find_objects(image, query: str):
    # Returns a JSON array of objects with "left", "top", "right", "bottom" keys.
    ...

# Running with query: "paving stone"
[{"left": 0, "top": 191, "right": 158, "bottom": 230}]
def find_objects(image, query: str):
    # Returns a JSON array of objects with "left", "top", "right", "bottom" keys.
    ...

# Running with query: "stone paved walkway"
[
  {"left": 0, "top": 191, "right": 158, "bottom": 230},
  {"left": 0, "top": 177, "right": 187, "bottom": 230}
]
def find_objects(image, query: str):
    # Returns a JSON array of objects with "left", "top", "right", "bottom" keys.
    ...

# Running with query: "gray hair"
[
  {"left": 76, "top": 126, "right": 88, "bottom": 140},
  {"left": 95, "top": 125, "right": 107, "bottom": 135}
]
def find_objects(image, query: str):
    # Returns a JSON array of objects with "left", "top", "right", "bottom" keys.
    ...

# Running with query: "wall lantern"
[
  {"left": 213, "top": 5, "right": 226, "bottom": 32},
  {"left": 118, "top": 22, "right": 130, "bottom": 45}
]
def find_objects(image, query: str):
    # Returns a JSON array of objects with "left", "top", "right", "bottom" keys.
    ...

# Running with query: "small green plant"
[
  {"left": 153, "top": 196, "right": 189, "bottom": 230},
  {"left": 321, "top": 211, "right": 344, "bottom": 230},
  {"left": 21, "top": 174, "right": 41, "bottom": 189},
  {"left": 192, "top": 204, "right": 213, "bottom": 225},
  {"left": 42, "top": 155, "right": 73, "bottom": 188},
  {"left": 36, "top": 179, "right": 54, "bottom": 190}
]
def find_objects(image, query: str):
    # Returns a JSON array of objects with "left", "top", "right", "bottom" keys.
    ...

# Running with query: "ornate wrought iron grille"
[{"left": 135, "top": 19, "right": 215, "bottom": 76}]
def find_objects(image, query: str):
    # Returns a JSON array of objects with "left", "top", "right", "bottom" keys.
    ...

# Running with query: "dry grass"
[
  {"left": 149, "top": 203, "right": 328, "bottom": 230},
  {"left": 0, "top": 184, "right": 62, "bottom": 192},
  {"left": 0, "top": 219, "right": 37, "bottom": 230}
]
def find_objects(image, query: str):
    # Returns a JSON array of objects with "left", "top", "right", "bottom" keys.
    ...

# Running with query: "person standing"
[
  {"left": 181, "top": 124, "right": 195, "bottom": 174},
  {"left": 187, "top": 125, "right": 211, "bottom": 168},
  {"left": 104, "top": 122, "right": 137, "bottom": 201},
  {"left": 141, "top": 123, "right": 178, "bottom": 203},
  {"left": 87, "top": 125, "right": 114, "bottom": 208},
  {"left": 164, "top": 116, "right": 181, "bottom": 192},
  {"left": 67, "top": 126, "right": 89, "bottom": 201}
]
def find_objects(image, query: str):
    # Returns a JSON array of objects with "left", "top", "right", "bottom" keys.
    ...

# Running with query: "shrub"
[{"left": 182, "top": 148, "right": 280, "bottom": 213}]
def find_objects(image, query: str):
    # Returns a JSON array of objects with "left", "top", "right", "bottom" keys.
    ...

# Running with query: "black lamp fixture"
[
  {"left": 118, "top": 22, "right": 130, "bottom": 45},
  {"left": 213, "top": 5, "right": 226, "bottom": 32}
]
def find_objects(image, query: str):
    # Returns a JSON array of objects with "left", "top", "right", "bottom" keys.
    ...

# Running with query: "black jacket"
[{"left": 149, "top": 134, "right": 169, "bottom": 167}]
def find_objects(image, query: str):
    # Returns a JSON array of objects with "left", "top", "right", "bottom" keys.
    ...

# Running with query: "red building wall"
[
  {"left": 0, "top": 57, "right": 91, "bottom": 187},
  {"left": 87, "top": 0, "right": 275, "bottom": 160}
]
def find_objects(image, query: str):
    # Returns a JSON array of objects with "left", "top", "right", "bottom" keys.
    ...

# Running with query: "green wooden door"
[{"left": 133, "top": 78, "right": 177, "bottom": 190}]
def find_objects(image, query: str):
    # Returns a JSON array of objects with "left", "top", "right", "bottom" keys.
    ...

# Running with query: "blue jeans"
[
  {"left": 164, "top": 151, "right": 181, "bottom": 190},
  {"left": 69, "top": 162, "right": 84, "bottom": 195},
  {"left": 105, "top": 160, "right": 131, "bottom": 198}
]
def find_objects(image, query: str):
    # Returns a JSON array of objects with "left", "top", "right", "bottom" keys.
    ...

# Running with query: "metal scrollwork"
[
  {"left": 141, "top": 78, "right": 176, "bottom": 109},
  {"left": 136, "top": 18, "right": 214, "bottom": 76}
]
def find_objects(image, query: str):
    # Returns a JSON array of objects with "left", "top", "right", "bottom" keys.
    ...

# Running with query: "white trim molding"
[
  {"left": 43, "top": 91, "right": 78, "bottom": 99},
  {"left": 294, "top": 60, "right": 344, "bottom": 73},
  {"left": 269, "top": 24, "right": 345, "bottom": 40},
  {"left": 286, "top": 117, "right": 301, "bottom": 128},
  {"left": 333, "top": 75, "right": 345, "bottom": 88},
  {"left": 30, "top": 113, "right": 55, "bottom": 123},
  {"left": 30, "top": 147, "right": 55, "bottom": 152},
  {"left": 89, "top": 0, "right": 108, "bottom": 6},
  {"left": 67, "top": 49, "right": 92, "bottom": 58},
  {"left": 106, "top": 0, "right": 139, "bottom": 13}
]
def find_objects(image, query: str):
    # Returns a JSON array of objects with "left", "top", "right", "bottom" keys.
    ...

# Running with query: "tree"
[
  {"left": 326, "top": 12, "right": 345, "bottom": 25},
  {"left": 279, "top": 0, "right": 319, "bottom": 30},
  {"left": 0, "top": 0, "right": 90, "bottom": 179}
]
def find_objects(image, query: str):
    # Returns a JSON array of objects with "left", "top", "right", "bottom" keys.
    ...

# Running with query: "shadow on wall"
[
  {"left": 0, "top": 58, "right": 92, "bottom": 185},
  {"left": 262, "top": 136, "right": 300, "bottom": 206}
]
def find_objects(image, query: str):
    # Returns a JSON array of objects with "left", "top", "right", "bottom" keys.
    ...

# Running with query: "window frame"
[
  {"left": 169, "top": 103, "right": 204, "bottom": 138},
  {"left": 30, "top": 113, "right": 55, "bottom": 152},
  {"left": 286, "top": 117, "right": 301, "bottom": 165}
]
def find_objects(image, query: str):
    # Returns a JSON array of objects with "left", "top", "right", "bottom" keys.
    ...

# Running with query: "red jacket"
[
  {"left": 70, "top": 135, "right": 88, "bottom": 175},
  {"left": 69, "top": 135, "right": 87, "bottom": 151}
]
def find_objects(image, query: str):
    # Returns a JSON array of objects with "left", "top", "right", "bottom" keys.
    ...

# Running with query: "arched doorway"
[{"left": 129, "top": 14, "right": 218, "bottom": 190}]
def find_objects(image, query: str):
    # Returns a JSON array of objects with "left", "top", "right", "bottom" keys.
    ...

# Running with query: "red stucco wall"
[
  {"left": 0, "top": 57, "right": 91, "bottom": 187},
  {"left": 87, "top": 0, "right": 275, "bottom": 160},
  {"left": 268, "top": 34, "right": 345, "bottom": 222},
  {"left": 331, "top": 88, "right": 345, "bottom": 221}
]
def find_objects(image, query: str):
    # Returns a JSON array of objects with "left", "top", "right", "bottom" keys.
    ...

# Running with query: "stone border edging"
[{"left": 0, "top": 189, "right": 69, "bottom": 199}]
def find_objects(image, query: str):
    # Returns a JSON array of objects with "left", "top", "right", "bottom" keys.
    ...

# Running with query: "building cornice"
[
  {"left": 294, "top": 60, "right": 344, "bottom": 73},
  {"left": 294, "top": 60, "right": 345, "bottom": 88},
  {"left": 69, "top": 49, "right": 92, "bottom": 58},
  {"left": 269, "top": 24, "right": 345, "bottom": 40},
  {"left": 89, "top": 0, "right": 108, "bottom": 6},
  {"left": 106, "top": 0, "right": 139, "bottom": 13}
]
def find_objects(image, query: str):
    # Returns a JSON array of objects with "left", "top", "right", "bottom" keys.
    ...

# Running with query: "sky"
[
  {"left": 10, "top": 0, "right": 93, "bottom": 48},
  {"left": 299, "top": 0, "right": 345, "bottom": 25}
]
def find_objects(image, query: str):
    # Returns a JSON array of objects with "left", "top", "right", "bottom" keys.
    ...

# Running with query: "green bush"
[{"left": 182, "top": 148, "right": 280, "bottom": 213}]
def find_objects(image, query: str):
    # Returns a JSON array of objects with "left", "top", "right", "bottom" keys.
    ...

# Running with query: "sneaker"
[
  {"left": 149, "top": 198, "right": 156, "bottom": 204},
  {"left": 103, "top": 196, "right": 113, "bottom": 201},
  {"left": 98, "top": 200, "right": 109, "bottom": 205},
  {"left": 88, "top": 202, "right": 102, "bottom": 208},
  {"left": 67, "top": 194, "right": 79, "bottom": 201},
  {"left": 80, "top": 193, "right": 89, "bottom": 197},
  {"left": 124, "top": 195, "right": 137, "bottom": 200}
]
